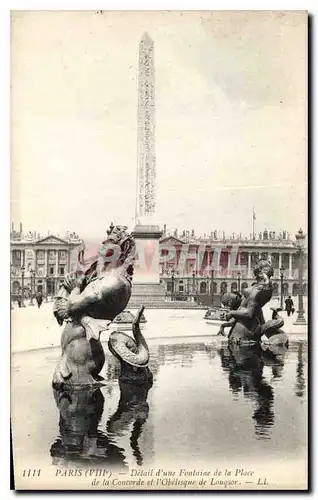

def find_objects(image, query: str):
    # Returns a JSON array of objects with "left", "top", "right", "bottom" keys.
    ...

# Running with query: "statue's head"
[
  {"left": 253, "top": 259, "right": 273, "bottom": 284},
  {"left": 101, "top": 224, "right": 136, "bottom": 277},
  {"left": 221, "top": 291, "right": 242, "bottom": 310},
  {"left": 103, "top": 224, "right": 129, "bottom": 244}
]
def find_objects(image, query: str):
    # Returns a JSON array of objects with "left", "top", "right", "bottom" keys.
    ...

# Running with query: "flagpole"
[{"left": 252, "top": 207, "right": 255, "bottom": 239}]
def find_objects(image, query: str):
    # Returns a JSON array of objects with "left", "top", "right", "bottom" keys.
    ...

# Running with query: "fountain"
[
  {"left": 52, "top": 224, "right": 136, "bottom": 388},
  {"left": 217, "top": 260, "right": 288, "bottom": 347}
]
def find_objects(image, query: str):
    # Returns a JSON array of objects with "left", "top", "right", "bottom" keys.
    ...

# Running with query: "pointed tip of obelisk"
[{"left": 141, "top": 32, "right": 153, "bottom": 46}]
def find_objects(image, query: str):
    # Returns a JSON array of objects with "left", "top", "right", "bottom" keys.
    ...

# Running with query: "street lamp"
[
  {"left": 237, "top": 270, "right": 241, "bottom": 293},
  {"left": 20, "top": 265, "right": 26, "bottom": 307},
  {"left": 10, "top": 264, "right": 13, "bottom": 309},
  {"left": 45, "top": 275, "right": 49, "bottom": 302},
  {"left": 210, "top": 269, "right": 215, "bottom": 306},
  {"left": 171, "top": 268, "right": 175, "bottom": 301},
  {"left": 294, "top": 228, "right": 307, "bottom": 325},
  {"left": 211, "top": 269, "right": 214, "bottom": 306},
  {"left": 280, "top": 266, "right": 285, "bottom": 310},
  {"left": 29, "top": 268, "right": 36, "bottom": 306}
]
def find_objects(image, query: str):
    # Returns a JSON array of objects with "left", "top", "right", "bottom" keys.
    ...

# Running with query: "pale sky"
[{"left": 11, "top": 10, "right": 307, "bottom": 240}]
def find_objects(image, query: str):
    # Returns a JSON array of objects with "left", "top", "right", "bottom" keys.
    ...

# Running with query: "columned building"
[
  {"left": 159, "top": 228, "right": 308, "bottom": 301},
  {"left": 10, "top": 224, "right": 82, "bottom": 298}
]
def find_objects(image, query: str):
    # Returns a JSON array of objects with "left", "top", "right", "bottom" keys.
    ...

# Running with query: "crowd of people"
[{"left": 14, "top": 291, "right": 44, "bottom": 308}]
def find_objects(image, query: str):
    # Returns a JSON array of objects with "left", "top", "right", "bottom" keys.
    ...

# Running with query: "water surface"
[{"left": 11, "top": 311, "right": 307, "bottom": 472}]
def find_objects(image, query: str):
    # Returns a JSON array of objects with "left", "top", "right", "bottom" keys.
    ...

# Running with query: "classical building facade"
[
  {"left": 10, "top": 224, "right": 82, "bottom": 298},
  {"left": 159, "top": 228, "right": 308, "bottom": 300}
]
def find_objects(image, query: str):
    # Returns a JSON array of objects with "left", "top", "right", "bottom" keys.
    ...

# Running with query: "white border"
[
  {"left": 1, "top": 1, "right": 316, "bottom": 498},
  {"left": 0, "top": 5, "right": 11, "bottom": 499}
]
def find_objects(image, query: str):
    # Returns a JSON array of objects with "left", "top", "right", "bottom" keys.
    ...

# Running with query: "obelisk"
[
  {"left": 133, "top": 33, "right": 162, "bottom": 288},
  {"left": 135, "top": 32, "right": 156, "bottom": 222}
]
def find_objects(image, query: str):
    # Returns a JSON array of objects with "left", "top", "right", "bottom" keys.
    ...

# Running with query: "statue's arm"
[
  {"left": 217, "top": 318, "right": 236, "bottom": 336},
  {"left": 258, "top": 307, "right": 266, "bottom": 325},
  {"left": 67, "top": 286, "right": 103, "bottom": 316},
  {"left": 228, "top": 298, "right": 257, "bottom": 321},
  {"left": 55, "top": 283, "right": 103, "bottom": 319},
  {"left": 221, "top": 319, "right": 236, "bottom": 328}
]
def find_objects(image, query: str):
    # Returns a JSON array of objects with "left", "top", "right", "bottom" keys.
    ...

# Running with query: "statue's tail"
[
  {"left": 261, "top": 308, "right": 284, "bottom": 338},
  {"left": 108, "top": 306, "right": 150, "bottom": 368},
  {"left": 270, "top": 307, "right": 283, "bottom": 319}
]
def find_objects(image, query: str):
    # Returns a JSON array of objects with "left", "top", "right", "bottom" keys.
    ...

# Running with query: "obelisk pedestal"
[
  {"left": 132, "top": 224, "right": 162, "bottom": 284},
  {"left": 128, "top": 223, "right": 165, "bottom": 307},
  {"left": 129, "top": 223, "right": 166, "bottom": 306}
]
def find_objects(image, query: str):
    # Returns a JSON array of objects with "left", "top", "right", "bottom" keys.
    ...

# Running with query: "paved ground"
[
  {"left": 11, "top": 302, "right": 61, "bottom": 353},
  {"left": 11, "top": 297, "right": 308, "bottom": 354}
]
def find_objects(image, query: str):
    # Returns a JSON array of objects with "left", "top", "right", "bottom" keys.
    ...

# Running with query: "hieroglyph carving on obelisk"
[{"left": 136, "top": 33, "right": 156, "bottom": 221}]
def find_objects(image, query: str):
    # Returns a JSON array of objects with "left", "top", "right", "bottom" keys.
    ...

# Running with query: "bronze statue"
[
  {"left": 216, "top": 291, "right": 242, "bottom": 336},
  {"left": 108, "top": 305, "right": 153, "bottom": 384},
  {"left": 52, "top": 224, "right": 136, "bottom": 388},
  {"left": 218, "top": 260, "right": 288, "bottom": 346}
]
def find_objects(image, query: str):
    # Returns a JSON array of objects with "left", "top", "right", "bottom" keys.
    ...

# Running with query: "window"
[
  {"left": 50, "top": 267, "right": 54, "bottom": 275},
  {"left": 37, "top": 266, "right": 44, "bottom": 277},
  {"left": 59, "top": 267, "right": 65, "bottom": 275}
]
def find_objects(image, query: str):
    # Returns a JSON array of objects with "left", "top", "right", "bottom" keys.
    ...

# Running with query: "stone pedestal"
[
  {"left": 293, "top": 311, "right": 307, "bottom": 325},
  {"left": 132, "top": 224, "right": 162, "bottom": 285},
  {"left": 129, "top": 224, "right": 165, "bottom": 307}
]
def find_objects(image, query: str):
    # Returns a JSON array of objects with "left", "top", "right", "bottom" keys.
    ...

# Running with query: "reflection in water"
[
  {"left": 295, "top": 342, "right": 306, "bottom": 399},
  {"left": 219, "top": 344, "right": 287, "bottom": 440},
  {"left": 51, "top": 377, "right": 152, "bottom": 469},
  {"left": 48, "top": 337, "right": 307, "bottom": 470},
  {"left": 107, "top": 379, "right": 152, "bottom": 466},
  {"left": 156, "top": 341, "right": 223, "bottom": 366},
  {"left": 50, "top": 387, "right": 128, "bottom": 469}
]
